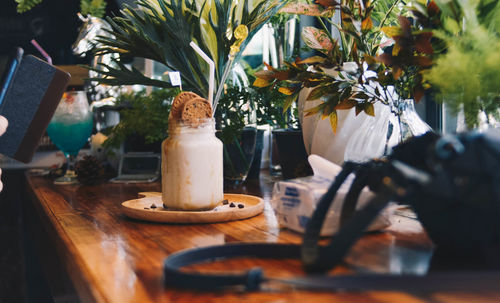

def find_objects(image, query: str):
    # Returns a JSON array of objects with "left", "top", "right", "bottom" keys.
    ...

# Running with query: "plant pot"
[
  {"left": 218, "top": 127, "right": 257, "bottom": 185},
  {"left": 344, "top": 100, "right": 432, "bottom": 163},
  {"left": 247, "top": 129, "right": 265, "bottom": 180},
  {"left": 272, "top": 128, "right": 312, "bottom": 180},
  {"left": 269, "top": 130, "right": 281, "bottom": 175},
  {"left": 297, "top": 66, "right": 370, "bottom": 165}
]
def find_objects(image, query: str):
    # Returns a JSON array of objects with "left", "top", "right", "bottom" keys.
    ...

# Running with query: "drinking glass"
[{"left": 46, "top": 91, "right": 94, "bottom": 184}]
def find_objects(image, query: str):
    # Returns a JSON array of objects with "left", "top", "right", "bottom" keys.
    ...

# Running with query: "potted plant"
[
  {"left": 424, "top": 0, "right": 500, "bottom": 130},
  {"left": 80, "top": 0, "right": 292, "bottom": 186},
  {"left": 81, "top": 0, "right": 290, "bottom": 184},
  {"left": 253, "top": 84, "right": 312, "bottom": 179},
  {"left": 214, "top": 85, "right": 258, "bottom": 184},
  {"left": 254, "top": 0, "right": 433, "bottom": 164},
  {"left": 101, "top": 88, "right": 178, "bottom": 152},
  {"left": 87, "top": 0, "right": 288, "bottom": 98},
  {"left": 241, "top": 11, "right": 312, "bottom": 180}
]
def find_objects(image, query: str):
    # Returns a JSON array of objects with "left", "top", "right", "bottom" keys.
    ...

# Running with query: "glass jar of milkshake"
[{"left": 161, "top": 118, "right": 223, "bottom": 210}]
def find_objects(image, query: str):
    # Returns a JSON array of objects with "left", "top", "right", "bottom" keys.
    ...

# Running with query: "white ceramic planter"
[{"left": 297, "top": 65, "right": 370, "bottom": 165}]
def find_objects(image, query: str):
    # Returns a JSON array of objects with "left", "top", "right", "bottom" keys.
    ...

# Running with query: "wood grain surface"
[{"left": 23, "top": 171, "right": 500, "bottom": 303}]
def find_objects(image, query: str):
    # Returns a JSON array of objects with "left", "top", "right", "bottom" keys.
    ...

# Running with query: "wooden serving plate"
[{"left": 121, "top": 192, "right": 264, "bottom": 223}]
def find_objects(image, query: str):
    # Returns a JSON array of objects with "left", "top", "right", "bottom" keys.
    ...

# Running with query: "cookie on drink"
[
  {"left": 180, "top": 97, "right": 212, "bottom": 126},
  {"left": 170, "top": 91, "right": 200, "bottom": 120}
]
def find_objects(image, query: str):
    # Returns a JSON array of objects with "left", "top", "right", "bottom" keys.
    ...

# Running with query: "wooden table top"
[{"left": 24, "top": 171, "right": 500, "bottom": 303}]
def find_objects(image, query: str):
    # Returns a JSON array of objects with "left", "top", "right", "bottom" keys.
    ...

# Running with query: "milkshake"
[{"left": 161, "top": 93, "right": 223, "bottom": 210}]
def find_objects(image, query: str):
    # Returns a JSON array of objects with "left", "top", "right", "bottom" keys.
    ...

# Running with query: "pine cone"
[{"left": 75, "top": 155, "right": 105, "bottom": 185}]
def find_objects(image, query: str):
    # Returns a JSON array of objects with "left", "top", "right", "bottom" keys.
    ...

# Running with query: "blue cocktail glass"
[{"left": 47, "top": 91, "right": 93, "bottom": 184}]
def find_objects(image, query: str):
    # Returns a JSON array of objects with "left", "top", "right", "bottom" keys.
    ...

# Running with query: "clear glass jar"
[
  {"left": 161, "top": 118, "right": 223, "bottom": 210},
  {"left": 344, "top": 99, "right": 432, "bottom": 163}
]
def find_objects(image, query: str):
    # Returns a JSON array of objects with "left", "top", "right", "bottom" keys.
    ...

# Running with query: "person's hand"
[{"left": 0, "top": 116, "right": 8, "bottom": 192}]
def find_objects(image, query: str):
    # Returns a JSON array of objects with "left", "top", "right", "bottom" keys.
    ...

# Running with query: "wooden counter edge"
[{"left": 24, "top": 175, "right": 107, "bottom": 303}]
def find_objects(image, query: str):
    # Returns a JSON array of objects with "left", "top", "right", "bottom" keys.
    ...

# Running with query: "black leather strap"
[
  {"left": 163, "top": 163, "right": 397, "bottom": 291},
  {"left": 302, "top": 183, "right": 394, "bottom": 273},
  {"left": 163, "top": 243, "right": 301, "bottom": 291},
  {"left": 163, "top": 164, "right": 356, "bottom": 290},
  {"left": 163, "top": 242, "right": 500, "bottom": 292},
  {"left": 339, "top": 168, "right": 370, "bottom": 227},
  {"left": 300, "top": 162, "right": 357, "bottom": 272}
]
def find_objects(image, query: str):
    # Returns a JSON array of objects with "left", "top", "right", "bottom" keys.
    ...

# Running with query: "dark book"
[{"left": 0, "top": 48, "right": 70, "bottom": 163}]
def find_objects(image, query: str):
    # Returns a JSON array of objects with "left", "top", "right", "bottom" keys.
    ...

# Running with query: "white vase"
[
  {"left": 298, "top": 65, "right": 370, "bottom": 165},
  {"left": 299, "top": 80, "right": 431, "bottom": 164},
  {"left": 344, "top": 99, "right": 432, "bottom": 163}
]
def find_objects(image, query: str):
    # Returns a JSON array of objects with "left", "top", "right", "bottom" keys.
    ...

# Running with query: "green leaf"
[
  {"left": 335, "top": 99, "right": 357, "bottom": 110},
  {"left": 84, "top": 61, "right": 174, "bottom": 88},
  {"left": 283, "top": 93, "right": 298, "bottom": 111},
  {"left": 273, "top": 70, "right": 292, "bottom": 80},
  {"left": 307, "top": 85, "right": 330, "bottom": 100},
  {"left": 103, "top": 88, "right": 177, "bottom": 148},
  {"left": 381, "top": 26, "right": 403, "bottom": 37},
  {"left": 339, "top": 86, "right": 352, "bottom": 101},
  {"left": 278, "top": 86, "right": 296, "bottom": 95},
  {"left": 15, "top": 0, "right": 43, "bottom": 13},
  {"left": 301, "top": 26, "right": 334, "bottom": 54},
  {"left": 364, "top": 103, "right": 375, "bottom": 116},
  {"left": 355, "top": 105, "right": 364, "bottom": 116},
  {"left": 329, "top": 110, "right": 338, "bottom": 133},
  {"left": 92, "top": 0, "right": 290, "bottom": 99},
  {"left": 361, "top": 17, "right": 373, "bottom": 32},
  {"left": 254, "top": 70, "right": 276, "bottom": 80},
  {"left": 81, "top": 0, "right": 107, "bottom": 18},
  {"left": 304, "top": 102, "right": 326, "bottom": 117},
  {"left": 363, "top": 54, "right": 377, "bottom": 65},
  {"left": 253, "top": 78, "right": 272, "bottom": 87},
  {"left": 297, "top": 56, "right": 327, "bottom": 65},
  {"left": 443, "top": 16, "right": 460, "bottom": 34}
]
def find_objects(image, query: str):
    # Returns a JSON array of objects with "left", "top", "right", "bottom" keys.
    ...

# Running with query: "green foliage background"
[
  {"left": 15, "top": 0, "right": 107, "bottom": 17},
  {"left": 80, "top": 0, "right": 107, "bottom": 18},
  {"left": 425, "top": 0, "right": 500, "bottom": 128},
  {"left": 102, "top": 88, "right": 178, "bottom": 148},
  {"left": 91, "top": 0, "right": 288, "bottom": 99}
]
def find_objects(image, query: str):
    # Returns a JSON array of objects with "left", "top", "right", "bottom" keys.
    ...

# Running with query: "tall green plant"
[
  {"left": 89, "top": 0, "right": 288, "bottom": 99},
  {"left": 425, "top": 0, "right": 500, "bottom": 128}
]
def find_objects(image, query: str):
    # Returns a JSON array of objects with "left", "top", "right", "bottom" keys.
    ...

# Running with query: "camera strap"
[
  {"left": 163, "top": 162, "right": 500, "bottom": 292},
  {"left": 164, "top": 243, "right": 500, "bottom": 292},
  {"left": 164, "top": 163, "right": 395, "bottom": 290}
]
